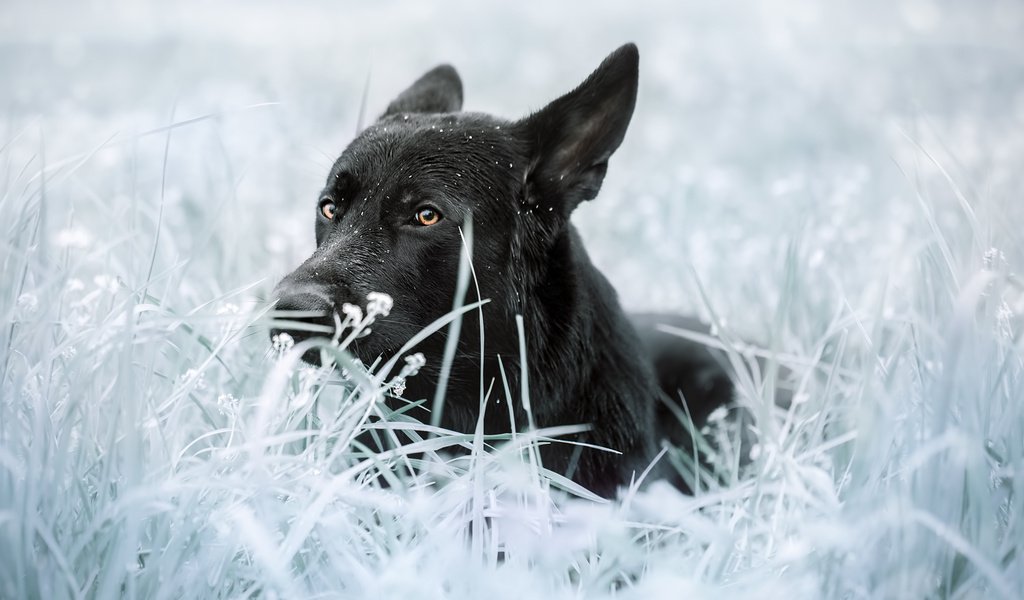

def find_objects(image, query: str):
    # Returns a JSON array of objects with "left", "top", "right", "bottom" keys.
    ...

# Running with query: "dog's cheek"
[{"left": 362, "top": 248, "right": 435, "bottom": 322}]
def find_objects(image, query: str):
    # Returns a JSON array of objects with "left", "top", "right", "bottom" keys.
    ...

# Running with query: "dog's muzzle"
[{"left": 269, "top": 291, "right": 336, "bottom": 359}]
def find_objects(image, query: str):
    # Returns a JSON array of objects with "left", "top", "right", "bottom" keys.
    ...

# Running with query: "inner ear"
[
  {"left": 518, "top": 43, "right": 638, "bottom": 213},
  {"left": 381, "top": 64, "right": 464, "bottom": 119}
]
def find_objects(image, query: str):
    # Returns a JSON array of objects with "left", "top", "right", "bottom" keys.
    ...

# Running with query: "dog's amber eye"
[
  {"left": 414, "top": 206, "right": 442, "bottom": 226},
  {"left": 319, "top": 199, "right": 337, "bottom": 220}
]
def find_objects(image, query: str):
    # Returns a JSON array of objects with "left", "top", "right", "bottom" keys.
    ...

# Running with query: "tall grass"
[{"left": 2, "top": 33, "right": 1023, "bottom": 599}]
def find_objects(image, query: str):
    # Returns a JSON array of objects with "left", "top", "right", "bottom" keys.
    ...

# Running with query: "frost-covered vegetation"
[{"left": 2, "top": 1, "right": 1023, "bottom": 598}]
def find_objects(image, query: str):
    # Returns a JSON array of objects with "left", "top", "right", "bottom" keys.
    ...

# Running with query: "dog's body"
[{"left": 272, "top": 44, "right": 733, "bottom": 497}]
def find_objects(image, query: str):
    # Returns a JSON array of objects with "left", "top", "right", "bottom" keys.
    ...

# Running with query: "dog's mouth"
[
  {"left": 270, "top": 293, "right": 394, "bottom": 367},
  {"left": 269, "top": 292, "right": 337, "bottom": 363}
]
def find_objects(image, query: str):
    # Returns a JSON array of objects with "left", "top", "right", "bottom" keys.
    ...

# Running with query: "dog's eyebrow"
[{"left": 328, "top": 171, "right": 357, "bottom": 197}]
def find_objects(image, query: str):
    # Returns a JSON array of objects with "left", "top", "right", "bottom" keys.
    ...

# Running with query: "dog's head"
[{"left": 271, "top": 44, "right": 639, "bottom": 369}]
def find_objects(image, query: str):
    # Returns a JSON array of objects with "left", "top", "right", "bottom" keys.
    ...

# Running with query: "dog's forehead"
[{"left": 330, "top": 113, "right": 520, "bottom": 182}]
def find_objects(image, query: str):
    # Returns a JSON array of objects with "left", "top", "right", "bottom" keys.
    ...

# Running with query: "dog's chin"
[
  {"left": 295, "top": 340, "right": 397, "bottom": 373},
  {"left": 271, "top": 329, "right": 335, "bottom": 367},
  {"left": 346, "top": 338, "right": 399, "bottom": 369},
  {"left": 297, "top": 347, "right": 326, "bottom": 367},
  {"left": 269, "top": 321, "right": 395, "bottom": 371}
]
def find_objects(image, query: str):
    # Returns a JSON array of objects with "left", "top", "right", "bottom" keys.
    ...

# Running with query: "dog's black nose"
[
  {"left": 269, "top": 293, "right": 336, "bottom": 361},
  {"left": 275, "top": 292, "right": 331, "bottom": 314}
]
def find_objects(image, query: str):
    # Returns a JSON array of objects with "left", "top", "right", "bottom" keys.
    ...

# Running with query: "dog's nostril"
[{"left": 275, "top": 293, "right": 332, "bottom": 315}]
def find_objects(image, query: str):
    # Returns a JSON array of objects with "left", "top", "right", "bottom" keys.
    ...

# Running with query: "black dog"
[{"left": 271, "top": 44, "right": 733, "bottom": 498}]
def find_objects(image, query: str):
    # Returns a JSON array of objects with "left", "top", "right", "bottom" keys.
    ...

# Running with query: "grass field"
[{"left": 2, "top": 1, "right": 1023, "bottom": 598}]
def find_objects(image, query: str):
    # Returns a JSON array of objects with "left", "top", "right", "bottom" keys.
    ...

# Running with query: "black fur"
[{"left": 271, "top": 44, "right": 732, "bottom": 498}]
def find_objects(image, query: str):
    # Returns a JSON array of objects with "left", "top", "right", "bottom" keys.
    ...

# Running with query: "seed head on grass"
[
  {"left": 271, "top": 331, "right": 295, "bottom": 354},
  {"left": 341, "top": 302, "right": 363, "bottom": 323},
  {"left": 217, "top": 393, "right": 240, "bottom": 417},
  {"left": 16, "top": 293, "right": 38, "bottom": 314},
  {"left": 388, "top": 352, "right": 428, "bottom": 397},
  {"left": 366, "top": 291, "right": 393, "bottom": 317},
  {"left": 403, "top": 352, "right": 426, "bottom": 374}
]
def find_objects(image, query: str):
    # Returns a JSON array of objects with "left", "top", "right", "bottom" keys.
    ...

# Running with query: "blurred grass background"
[{"left": 1, "top": 0, "right": 1022, "bottom": 598}]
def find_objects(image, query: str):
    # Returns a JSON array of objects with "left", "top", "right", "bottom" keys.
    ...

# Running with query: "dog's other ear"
[
  {"left": 381, "top": 64, "right": 463, "bottom": 118},
  {"left": 520, "top": 43, "right": 638, "bottom": 214}
]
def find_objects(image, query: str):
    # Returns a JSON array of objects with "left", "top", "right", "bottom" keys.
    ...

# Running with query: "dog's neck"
[
  {"left": 509, "top": 224, "right": 661, "bottom": 491},
  {"left": 397, "top": 223, "right": 662, "bottom": 494}
]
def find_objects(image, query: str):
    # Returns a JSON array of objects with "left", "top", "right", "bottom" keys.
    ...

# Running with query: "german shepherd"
[{"left": 271, "top": 44, "right": 733, "bottom": 498}]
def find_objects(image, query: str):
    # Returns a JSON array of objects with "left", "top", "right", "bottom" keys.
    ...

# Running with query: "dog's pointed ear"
[
  {"left": 519, "top": 43, "right": 638, "bottom": 214},
  {"left": 381, "top": 64, "right": 463, "bottom": 118}
]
